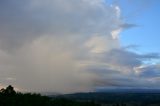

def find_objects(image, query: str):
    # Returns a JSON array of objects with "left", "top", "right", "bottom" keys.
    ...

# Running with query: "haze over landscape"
[{"left": 0, "top": 0, "right": 160, "bottom": 94}]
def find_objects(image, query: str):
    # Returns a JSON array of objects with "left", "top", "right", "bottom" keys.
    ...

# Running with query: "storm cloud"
[{"left": 0, "top": 0, "right": 159, "bottom": 93}]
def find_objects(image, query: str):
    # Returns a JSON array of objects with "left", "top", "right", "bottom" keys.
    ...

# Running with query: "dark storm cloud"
[
  {"left": 135, "top": 65, "right": 160, "bottom": 78},
  {"left": 120, "top": 23, "right": 138, "bottom": 29}
]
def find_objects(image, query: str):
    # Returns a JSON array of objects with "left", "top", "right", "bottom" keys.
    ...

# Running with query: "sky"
[
  {"left": 0, "top": 0, "right": 160, "bottom": 93},
  {"left": 118, "top": 0, "right": 160, "bottom": 53}
]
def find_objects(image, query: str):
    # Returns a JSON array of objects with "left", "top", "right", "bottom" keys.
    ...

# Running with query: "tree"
[
  {"left": 0, "top": 85, "right": 16, "bottom": 95},
  {"left": 0, "top": 88, "right": 5, "bottom": 93}
]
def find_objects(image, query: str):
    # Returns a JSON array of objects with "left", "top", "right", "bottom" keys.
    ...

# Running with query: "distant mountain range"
[
  {"left": 46, "top": 88, "right": 160, "bottom": 96},
  {"left": 52, "top": 90, "right": 160, "bottom": 104},
  {"left": 96, "top": 88, "right": 160, "bottom": 93}
]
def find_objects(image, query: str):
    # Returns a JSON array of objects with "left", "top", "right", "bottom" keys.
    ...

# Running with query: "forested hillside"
[
  {"left": 1, "top": 85, "right": 160, "bottom": 106},
  {"left": 0, "top": 85, "right": 99, "bottom": 106}
]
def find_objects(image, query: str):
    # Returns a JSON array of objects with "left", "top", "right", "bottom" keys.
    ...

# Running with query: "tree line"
[{"left": 0, "top": 85, "right": 100, "bottom": 106}]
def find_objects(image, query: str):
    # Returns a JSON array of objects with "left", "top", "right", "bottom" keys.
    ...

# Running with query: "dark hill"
[{"left": 0, "top": 85, "right": 99, "bottom": 106}]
